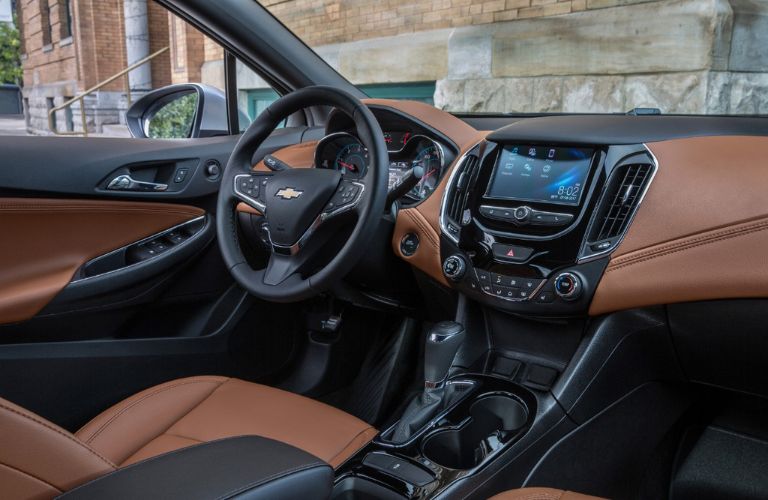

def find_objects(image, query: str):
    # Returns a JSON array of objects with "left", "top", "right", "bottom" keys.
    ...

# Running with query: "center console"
[{"left": 439, "top": 137, "right": 657, "bottom": 315}]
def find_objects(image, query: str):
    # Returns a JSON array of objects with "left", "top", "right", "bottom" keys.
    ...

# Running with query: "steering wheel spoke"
[
  {"left": 320, "top": 179, "right": 366, "bottom": 220},
  {"left": 233, "top": 172, "right": 272, "bottom": 214},
  {"left": 262, "top": 253, "right": 304, "bottom": 286}
]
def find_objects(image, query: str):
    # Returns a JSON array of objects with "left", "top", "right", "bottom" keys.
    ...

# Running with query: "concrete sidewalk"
[{"left": 0, "top": 116, "right": 27, "bottom": 136}]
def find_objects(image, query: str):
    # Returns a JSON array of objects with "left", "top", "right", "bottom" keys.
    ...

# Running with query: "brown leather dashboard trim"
[
  {"left": 252, "top": 140, "right": 318, "bottom": 172},
  {"left": 0, "top": 199, "right": 205, "bottom": 325},
  {"left": 590, "top": 135, "right": 768, "bottom": 315}
]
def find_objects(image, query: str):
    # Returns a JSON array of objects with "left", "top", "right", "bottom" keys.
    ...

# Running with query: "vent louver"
[
  {"left": 441, "top": 150, "right": 481, "bottom": 242},
  {"left": 589, "top": 163, "right": 653, "bottom": 244},
  {"left": 445, "top": 154, "right": 479, "bottom": 224}
]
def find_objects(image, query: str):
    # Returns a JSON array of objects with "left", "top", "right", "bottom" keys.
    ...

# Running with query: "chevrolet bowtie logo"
[{"left": 275, "top": 187, "right": 304, "bottom": 200}]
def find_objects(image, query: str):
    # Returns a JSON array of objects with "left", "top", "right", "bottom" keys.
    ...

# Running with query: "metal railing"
[{"left": 47, "top": 46, "right": 169, "bottom": 136}]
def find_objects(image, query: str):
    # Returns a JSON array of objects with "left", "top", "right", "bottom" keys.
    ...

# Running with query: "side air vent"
[
  {"left": 584, "top": 162, "right": 654, "bottom": 256},
  {"left": 441, "top": 151, "right": 480, "bottom": 242}
]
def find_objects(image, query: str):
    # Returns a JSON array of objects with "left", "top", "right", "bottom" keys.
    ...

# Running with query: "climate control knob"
[
  {"left": 443, "top": 255, "right": 467, "bottom": 281},
  {"left": 554, "top": 272, "right": 582, "bottom": 301}
]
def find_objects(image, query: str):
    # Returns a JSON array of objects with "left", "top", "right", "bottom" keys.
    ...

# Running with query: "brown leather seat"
[
  {"left": 491, "top": 488, "right": 606, "bottom": 499},
  {"left": 0, "top": 375, "right": 377, "bottom": 499}
]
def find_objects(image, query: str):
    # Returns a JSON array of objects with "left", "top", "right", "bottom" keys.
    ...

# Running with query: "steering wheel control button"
[
  {"left": 492, "top": 243, "right": 534, "bottom": 263},
  {"left": 442, "top": 255, "right": 466, "bottom": 281},
  {"left": 326, "top": 181, "right": 363, "bottom": 214},
  {"left": 554, "top": 272, "right": 582, "bottom": 301},
  {"left": 400, "top": 233, "right": 419, "bottom": 256}
]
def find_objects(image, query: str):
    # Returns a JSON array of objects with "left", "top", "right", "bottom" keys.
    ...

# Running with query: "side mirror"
[{"left": 126, "top": 84, "right": 228, "bottom": 139}]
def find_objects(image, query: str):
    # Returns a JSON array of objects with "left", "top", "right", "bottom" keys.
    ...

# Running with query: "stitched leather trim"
[
  {"left": 0, "top": 402, "right": 116, "bottom": 468},
  {"left": 327, "top": 426, "right": 378, "bottom": 468},
  {"left": 607, "top": 216, "right": 768, "bottom": 273},
  {"left": 81, "top": 378, "right": 228, "bottom": 445},
  {"left": 0, "top": 461, "right": 63, "bottom": 494}
]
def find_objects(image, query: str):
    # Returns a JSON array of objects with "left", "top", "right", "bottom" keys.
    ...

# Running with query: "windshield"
[{"left": 263, "top": 0, "right": 768, "bottom": 116}]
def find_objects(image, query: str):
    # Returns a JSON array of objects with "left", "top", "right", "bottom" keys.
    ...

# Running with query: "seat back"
[{"left": 0, "top": 398, "right": 115, "bottom": 499}]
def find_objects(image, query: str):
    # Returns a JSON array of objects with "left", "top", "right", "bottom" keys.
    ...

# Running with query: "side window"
[{"left": 5, "top": 0, "right": 277, "bottom": 138}]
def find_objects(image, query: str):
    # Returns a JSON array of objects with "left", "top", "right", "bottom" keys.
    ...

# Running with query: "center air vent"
[
  {"left": 441, "top": 151, "right": 480, "bottom": 242},
  {"left": 583, "top": 162, "right": 654, "bottom": 257}
]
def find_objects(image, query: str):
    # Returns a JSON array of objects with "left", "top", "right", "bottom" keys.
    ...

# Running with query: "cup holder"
[{"left": 421, "top": 393, "right": 528, "bottom": 470}]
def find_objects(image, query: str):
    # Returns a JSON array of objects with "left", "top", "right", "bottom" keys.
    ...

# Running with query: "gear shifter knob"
[{"left": 424, "top": 321, "right": 465, "bottom": 389}]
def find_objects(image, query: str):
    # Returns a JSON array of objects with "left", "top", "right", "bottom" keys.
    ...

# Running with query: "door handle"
[{"left": 107, "top": 174, "right": 168, "bottom": 192}]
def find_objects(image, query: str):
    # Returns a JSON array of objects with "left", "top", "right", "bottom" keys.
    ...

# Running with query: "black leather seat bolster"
[{"left": 56, "top": 436, "right": 333, "bottom": 500}]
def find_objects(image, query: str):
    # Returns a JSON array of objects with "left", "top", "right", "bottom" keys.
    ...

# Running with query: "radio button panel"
[{"left": 479, "top": 205, "right": 574, "bottom": 227}]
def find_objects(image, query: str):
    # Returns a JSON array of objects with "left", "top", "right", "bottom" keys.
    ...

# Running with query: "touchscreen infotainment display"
[{"left": 486, "top": 145, "right": 593, "bottom": 206}]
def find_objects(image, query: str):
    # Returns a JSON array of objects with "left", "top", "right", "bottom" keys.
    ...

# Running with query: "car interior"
[{"left": 2, "top": 0, "right": 768, "bottom": 499}]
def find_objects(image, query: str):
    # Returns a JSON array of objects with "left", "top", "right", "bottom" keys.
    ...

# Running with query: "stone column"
[{"left": 123, "top": 0, "right": 152, "bottom": 90}]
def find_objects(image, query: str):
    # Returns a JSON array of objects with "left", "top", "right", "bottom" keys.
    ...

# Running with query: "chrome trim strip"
[
  {"left": 439, "top": 142, "right": 483, "bottom": 245},
  {"left": 576, "top": 144, "right": 659, "bottom": 263},
  {"left": 70, "top": 215, "right": 207, "bottom": 283}
]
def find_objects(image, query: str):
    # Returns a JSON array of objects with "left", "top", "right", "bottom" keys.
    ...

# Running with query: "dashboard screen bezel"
[{"left": 484, "top": 144, "right": 596, "bottom": 207}]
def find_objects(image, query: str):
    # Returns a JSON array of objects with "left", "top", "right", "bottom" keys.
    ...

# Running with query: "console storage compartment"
[
  {"left": 421, "top": 393, "right": 528, "bottom": 469},
  {"left": 58, "top": 436, "right": 333, "bottom": 500}
]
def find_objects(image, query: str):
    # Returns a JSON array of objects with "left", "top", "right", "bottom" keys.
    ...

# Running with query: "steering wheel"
[{"left": 216, "top": 86, "right": 388, "bottom": 302}]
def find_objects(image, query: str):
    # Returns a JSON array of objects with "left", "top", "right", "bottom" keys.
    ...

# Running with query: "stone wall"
[
  {"left": 302, "top": 0, "right": 768, "bottom": 114},
  {"left": 262, "top": 0, "right": 659, "bottom": 47}
]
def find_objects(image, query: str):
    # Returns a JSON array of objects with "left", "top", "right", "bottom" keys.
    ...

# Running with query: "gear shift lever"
[
  {"left": 391, "top": 321, "right": 465, "bottom": 442},
  {"left": 424, "top": 321, "right": 466, "bottom": 389}
]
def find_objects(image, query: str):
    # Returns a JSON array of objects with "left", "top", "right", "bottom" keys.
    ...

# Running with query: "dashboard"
[{"left": 243, "top": 99, "right": 768, "bottom": 319}]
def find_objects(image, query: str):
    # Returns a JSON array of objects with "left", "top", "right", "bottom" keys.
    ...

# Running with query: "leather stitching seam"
[
  {"left": 608, "top": 218, "right": 768, "bottom": 273},
  {"left": 0, "top": 402, "right": 116, "bottom": 468},
  {"left": 0, "top": 460, "right": 64, "bottom": 493},
  {"left": 82, "top": 378, "right": 227, "bottom": 446},
  {"left": 327, "top": 426, "right": 377, "bottom": 467}
]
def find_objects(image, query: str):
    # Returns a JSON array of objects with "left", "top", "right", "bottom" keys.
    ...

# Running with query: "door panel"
[{"left": 0, "top": 198, "right": 204, "bottom": 324}]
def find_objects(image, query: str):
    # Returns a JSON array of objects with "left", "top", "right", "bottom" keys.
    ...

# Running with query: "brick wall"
[
  {"left": 261, "top": 0, "right": 654, "bottom": 46},
  {"left": 148, "top": 0, "right": 171, "bottom": 88},
  {"left": 169, "top": 12, "right": 204, "bottom": 84},
  {"left": 20, "top": 0, "right": 77, "bottom": 89}
]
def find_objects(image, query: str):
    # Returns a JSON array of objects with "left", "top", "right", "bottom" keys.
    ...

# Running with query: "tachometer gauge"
[
  {"left": 410, "top": 143, "right": 443, "bottom": 199},
  {"left": 334, "top": 143, "right": 368, "bottom": 178}
]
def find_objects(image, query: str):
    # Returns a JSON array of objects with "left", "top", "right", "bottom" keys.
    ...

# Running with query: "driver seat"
[{"left": 0, "top": 376, "right": 377, "bottom": 499}]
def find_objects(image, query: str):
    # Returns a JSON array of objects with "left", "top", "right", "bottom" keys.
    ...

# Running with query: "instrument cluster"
[{"left": 314, "top": 131, "right": 446, "bottom": 202}]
